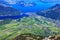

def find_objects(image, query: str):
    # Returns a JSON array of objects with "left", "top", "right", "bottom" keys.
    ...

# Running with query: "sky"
[
  {"left": 0, "top": 0, "right": 60, "bottom": 12},
  {"left": 3, "top": 0, "right": 60, "bottom": 4},
  {"left": 40, "top": 0, "right": 60, "bottom": 3}
]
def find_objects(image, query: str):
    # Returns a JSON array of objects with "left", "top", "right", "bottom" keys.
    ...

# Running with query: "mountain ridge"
[
  {"left": 0, "top": 4, "right": 28, "bottom": 19},
  {"left": 37, "top": 4, "right": 60, "bottom": 20}
]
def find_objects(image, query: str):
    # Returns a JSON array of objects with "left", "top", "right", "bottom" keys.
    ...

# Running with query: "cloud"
[{"left": 4, "top": 0, "right": 21, "bottom": 4}]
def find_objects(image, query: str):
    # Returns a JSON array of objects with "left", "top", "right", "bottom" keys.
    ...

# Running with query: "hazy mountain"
[
  {"left": 0, "top": 4, "right": 21, "bottom": 16},
  {"left": 0, "top": 4, "right": 29, "bottom": 19},
  {"left": 37, "top": 4, "right": 60, "bottom": 20}
]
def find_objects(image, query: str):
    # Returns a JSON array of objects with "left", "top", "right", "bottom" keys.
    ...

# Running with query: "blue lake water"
[{"left": 0, "top": 14, "right": 29, "bottom": 20}]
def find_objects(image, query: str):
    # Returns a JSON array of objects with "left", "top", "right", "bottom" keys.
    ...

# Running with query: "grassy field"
[{"left": 0, "top": 16, "right": 60, "bottom": 40}]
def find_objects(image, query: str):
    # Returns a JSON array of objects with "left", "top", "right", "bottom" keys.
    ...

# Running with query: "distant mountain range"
[
  {"left": 0, "top": 4, "right": 29, "bottom": 19},
  {"left": 37, "top": 4, "right": 60, "bottom": 20},
  {"left": 0, "top": 4, "right": 21, "bottom": 16},
  {"left": 0, "top": 4, "right": 60, "bottom": 20}
]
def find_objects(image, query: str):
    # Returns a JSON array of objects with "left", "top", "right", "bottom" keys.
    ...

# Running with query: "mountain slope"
[
  {"left": 0, "top": 4, "right": 29, "bottom": 19},
  {"left": 0, "top": 13, "right": 60, "bottom": 40},
  {"left": 0, "top": 4, "right": 21, "bottom": 16},
  {"left": 37, "top": 4, "right": 60, "bottom": 20}
]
